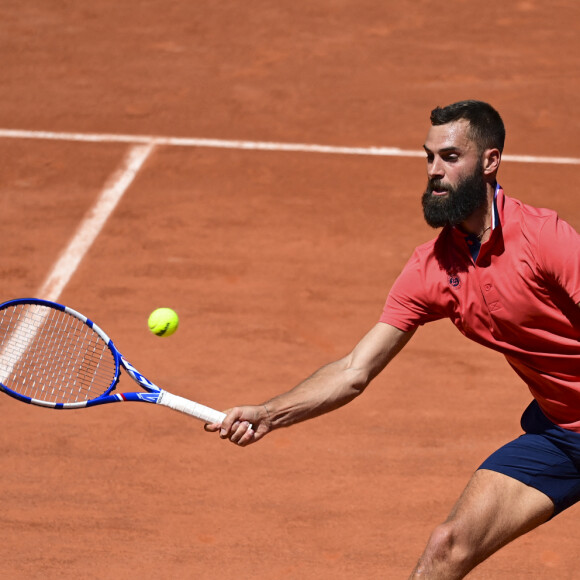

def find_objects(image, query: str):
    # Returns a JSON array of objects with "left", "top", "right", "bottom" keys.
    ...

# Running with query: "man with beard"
[{"left": 205, "top": 100, "right": 580, "bottom": 579}]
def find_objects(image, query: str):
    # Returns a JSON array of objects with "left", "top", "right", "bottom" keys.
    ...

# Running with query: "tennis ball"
[{"left": 148, "top": 308, "right": 179, "bottom": 337}]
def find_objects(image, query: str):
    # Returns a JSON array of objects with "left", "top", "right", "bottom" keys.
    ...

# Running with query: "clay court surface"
[{"left": 1, "top": 1, "right": 580, "bottom": 578}]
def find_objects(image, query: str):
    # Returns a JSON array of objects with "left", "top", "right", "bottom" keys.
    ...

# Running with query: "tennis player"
[{"left": 206, "top": 100, "right": 580, "bottom": 579}]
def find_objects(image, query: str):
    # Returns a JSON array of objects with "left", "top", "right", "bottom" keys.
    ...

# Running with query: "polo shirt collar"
[{"left": 453, "top": 183, "right": 502, "bottom": 261}]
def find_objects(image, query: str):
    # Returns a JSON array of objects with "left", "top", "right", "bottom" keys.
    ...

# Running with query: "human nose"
[{"left": 427, "top": 156, "right": 444, "bottom": 180}]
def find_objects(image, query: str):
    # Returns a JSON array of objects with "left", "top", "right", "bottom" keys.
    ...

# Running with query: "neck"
[{"left": 459, "top": 187, "right": 495, "bottom": 241}]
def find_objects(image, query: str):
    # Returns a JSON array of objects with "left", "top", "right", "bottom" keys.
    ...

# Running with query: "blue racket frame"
[
  {"left": 0, "top": 298, "right": 227, "bottom": 425},
  {"left": 0, "top": 298, "right": 165, "bottom": 409}
]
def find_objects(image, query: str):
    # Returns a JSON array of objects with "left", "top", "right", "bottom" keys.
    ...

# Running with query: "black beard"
[{"left": 421, "top": 167, "right": 488, "bottom": 228}]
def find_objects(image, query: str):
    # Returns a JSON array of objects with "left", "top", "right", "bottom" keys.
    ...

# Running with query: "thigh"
[
  {"left": 446, "top": 468, "right": 554, "bottom": 560},
  {"left": 481, "top": 405, "right": 580, "bottom": 516},
  {"left": 410, "top": 470, "right": 553, "bottom": 579}
]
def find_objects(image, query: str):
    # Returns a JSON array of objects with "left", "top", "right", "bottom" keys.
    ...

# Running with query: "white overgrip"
[{"left": 157, "top": 390, "right": 226, "bottom": 424}]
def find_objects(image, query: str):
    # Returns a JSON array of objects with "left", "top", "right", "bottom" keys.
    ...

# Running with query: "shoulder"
[
  {"left": 501, "top": 192, "right": 580, "bottom": 279},
  {"left": 394, "top": 228, "right": 464, "bottom": 293},
  {"left": 501, "top": 192, "right": 561, "bottom": 225},
  {"left": 502, "top": 193, "right": 578, "bottom": 242},
  {"left": 407, "top": 230, "right": 451, "bottom": 263}
]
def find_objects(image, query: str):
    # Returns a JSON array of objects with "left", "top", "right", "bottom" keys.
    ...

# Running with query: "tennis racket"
[{"left": 0, "top": 298, "right": 225, "bottom": 424}]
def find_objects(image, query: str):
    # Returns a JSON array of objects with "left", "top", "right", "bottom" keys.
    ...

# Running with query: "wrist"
[{"left": 262, "top": 402, "right": 273, "bottom": 427}]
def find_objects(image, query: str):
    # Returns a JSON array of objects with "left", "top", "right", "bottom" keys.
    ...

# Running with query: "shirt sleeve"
[
  {"left": 380, "top": 250, "right": 446, "bottom": 331},
  {"left": 537, "top": 215, "right": 580, "bottom": 304}
]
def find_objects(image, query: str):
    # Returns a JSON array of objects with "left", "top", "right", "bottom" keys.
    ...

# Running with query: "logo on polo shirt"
[{"left": 449, "top": 275, "right": 461, "bottom": 289}]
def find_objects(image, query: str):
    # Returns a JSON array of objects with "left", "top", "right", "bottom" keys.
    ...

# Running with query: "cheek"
[
  {"left": 446, "top": 164, "right": 471, "bottom": 185},
  {"left": 439, "top": 168, "right": 458, "bottom": 187}
]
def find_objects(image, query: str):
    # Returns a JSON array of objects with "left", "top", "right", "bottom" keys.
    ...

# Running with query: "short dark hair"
[{"left": 430, "top": 100, "right": 505, "bottom": 153}]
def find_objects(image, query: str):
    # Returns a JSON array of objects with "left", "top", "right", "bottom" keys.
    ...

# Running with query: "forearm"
[
  {"left": 262, "top": 357, "right": 369, "bottom": 430},
  {"left": 211, "top": 323, "right": 414, "bottom": 446}
]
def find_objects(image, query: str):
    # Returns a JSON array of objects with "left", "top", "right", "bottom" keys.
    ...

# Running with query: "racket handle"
[{"left": 158, "top": 391, "right": 226, "bottom": 424}]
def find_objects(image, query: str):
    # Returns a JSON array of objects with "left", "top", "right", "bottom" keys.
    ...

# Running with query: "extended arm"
[{"left": 209, "top": 322, "right": 415, "bottom": 446}]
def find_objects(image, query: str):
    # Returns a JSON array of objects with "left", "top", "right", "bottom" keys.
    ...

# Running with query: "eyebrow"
[{"left": 423, "top": 145, "right": 460, "bottom": 154}]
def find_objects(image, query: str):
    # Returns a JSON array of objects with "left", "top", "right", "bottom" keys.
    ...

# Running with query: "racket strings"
[{"left": 0, "top": 304, "right": 116, "bottom": 404}]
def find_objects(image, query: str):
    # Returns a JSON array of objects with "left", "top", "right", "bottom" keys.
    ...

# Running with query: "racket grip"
[{"left": 158, "top": 391, "right": 226, "bottom": 424}]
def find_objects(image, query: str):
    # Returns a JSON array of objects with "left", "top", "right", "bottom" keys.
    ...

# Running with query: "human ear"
[{"left": 482, "top": 148, "right": 501, "bottom": 175}]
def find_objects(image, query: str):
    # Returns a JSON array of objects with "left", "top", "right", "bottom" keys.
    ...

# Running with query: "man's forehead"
[{"left": 424, "top": 119, "right": 474, "bottom": 151}]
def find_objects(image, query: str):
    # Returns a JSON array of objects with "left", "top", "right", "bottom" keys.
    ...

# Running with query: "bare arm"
[{"left": 209, "top": 322, "right": 415, "bottom": 446}]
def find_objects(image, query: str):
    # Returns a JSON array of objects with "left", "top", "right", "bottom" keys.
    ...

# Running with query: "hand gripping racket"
[{"left": 0, "top": 298, "right": 225, "bottom": 424}]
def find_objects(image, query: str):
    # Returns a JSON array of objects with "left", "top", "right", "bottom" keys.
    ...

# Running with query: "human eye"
[{"left": 443, "top": 152, "right": 459, "bottom": 162}]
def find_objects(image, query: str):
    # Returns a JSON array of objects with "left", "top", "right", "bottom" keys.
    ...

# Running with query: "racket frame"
[{"left": 0, "top": 298, "right": 226, "bottom": 424}]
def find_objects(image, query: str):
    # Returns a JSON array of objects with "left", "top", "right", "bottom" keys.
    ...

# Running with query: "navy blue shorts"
[{"left": 479, "top": 400, "right": 580, "bottom": 517}]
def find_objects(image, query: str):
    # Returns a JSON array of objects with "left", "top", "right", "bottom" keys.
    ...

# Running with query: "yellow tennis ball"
[{"left": 148, "top": 308, "right": 179, "bottom": 337}]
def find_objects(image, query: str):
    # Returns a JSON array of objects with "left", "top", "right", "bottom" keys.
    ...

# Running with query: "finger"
[
  {"left": 229, "top": 421, "right": 252, "bottom": 445},
  {"left": 219, "top": 408, "right": 242, "bottom": 435},
  {"left": 220, "top": 420, "right": 241, "bottom": 439},
  {"left": 235, "top": 425, "right": 256, "bottom": 447},
  {"left": 203, "top": 422, "right": 220, "bottom": 432}
]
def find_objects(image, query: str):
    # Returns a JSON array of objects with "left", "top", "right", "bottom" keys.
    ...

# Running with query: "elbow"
[{"left": 346, "top": 367, "right": 373, "bottom": 396}]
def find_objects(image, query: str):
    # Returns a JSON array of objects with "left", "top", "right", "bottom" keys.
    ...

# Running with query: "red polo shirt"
[{"left": 381, "top": 187, "right": 580, "bottom": 430}]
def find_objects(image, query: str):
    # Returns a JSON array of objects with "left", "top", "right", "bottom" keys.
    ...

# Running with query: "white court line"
[
  {"left": 37, "top": 143, "right": 155, "bottom": 302},
  {"left": 0, "top": 128, "right": 579, "bottom": 165}
]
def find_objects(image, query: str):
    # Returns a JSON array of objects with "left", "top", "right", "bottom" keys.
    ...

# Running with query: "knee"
[
  {"left": 429, "top": 522, "right": 464, "bottom": 557},
  {"left": 418, "top": 521, "right": 473, "bottom": 575}
]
